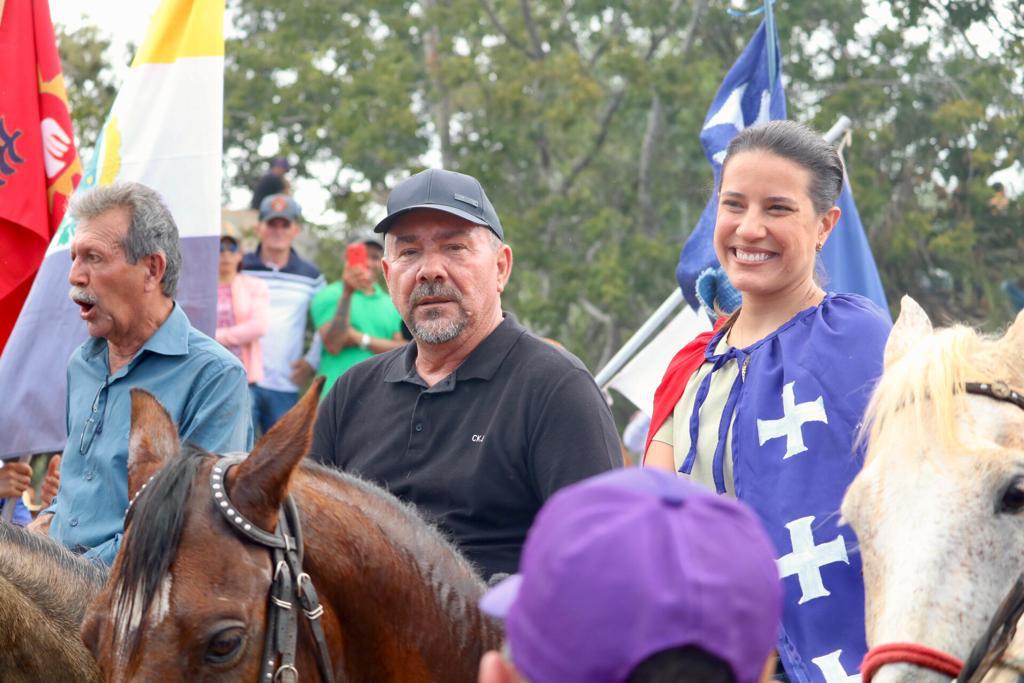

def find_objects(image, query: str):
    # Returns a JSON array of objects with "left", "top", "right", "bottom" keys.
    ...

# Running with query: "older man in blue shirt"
[{"left": 29, "top": 182, "right": 252, "bottom": 566}]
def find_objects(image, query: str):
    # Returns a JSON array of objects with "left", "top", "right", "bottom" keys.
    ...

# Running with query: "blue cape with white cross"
[{"left": 689, "top": 293, "right": 890, "bottom": 682}]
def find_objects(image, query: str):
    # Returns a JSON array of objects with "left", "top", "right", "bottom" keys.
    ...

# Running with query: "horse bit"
[
  {"left": 210, "top": 456, "right": 336, "bottom": 682},
  {"left": 861, "top": 381, "right": 1024, "bottom": 683}
]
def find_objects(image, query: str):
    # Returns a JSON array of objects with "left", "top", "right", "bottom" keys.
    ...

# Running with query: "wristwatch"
[{"left": 359, "top": 333, "right": 370, "bottom": 351}]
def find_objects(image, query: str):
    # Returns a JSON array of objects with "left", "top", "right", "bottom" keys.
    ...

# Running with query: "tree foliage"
[{"left": 59, "top": 1, "right": 1024, "bottom": 374}]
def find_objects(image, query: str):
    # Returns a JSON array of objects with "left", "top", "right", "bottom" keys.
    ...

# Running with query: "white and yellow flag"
[{"left": 0, "top": 0, "right": 225, "bottom": 457}]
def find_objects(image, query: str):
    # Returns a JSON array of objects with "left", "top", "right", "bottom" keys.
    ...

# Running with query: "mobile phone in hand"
[{"left": 346, "top": 243, "right": 368, "bottom": 269}]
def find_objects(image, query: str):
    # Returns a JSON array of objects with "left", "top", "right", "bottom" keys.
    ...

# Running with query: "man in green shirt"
[{"left": 310, "top": 233, "right": 405, "bottom": 398}]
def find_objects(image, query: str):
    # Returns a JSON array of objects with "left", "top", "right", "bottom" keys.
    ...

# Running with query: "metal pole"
[
  {"left": 594, "top": 288, "right": 684, "bottom": 388},
  {"left": 595, "top": 114, "right": 853, "bottom": 389}
]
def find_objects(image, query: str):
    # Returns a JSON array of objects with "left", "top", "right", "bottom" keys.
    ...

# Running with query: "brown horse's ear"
[
  {"left": 128, "top": 389, "right": 180, "bottom": 501},
  {"left": 229, "top": 377, "right": 325, "bottom": 530},
  {"left": 885, "top": 295, "right": 932, "bottom": 368}
]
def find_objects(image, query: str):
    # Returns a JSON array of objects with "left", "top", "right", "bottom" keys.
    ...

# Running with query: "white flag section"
[
  {"left": 0, "top": 0, "right": 224, "bottom": 458},
  {"left": 607, "top": 305, "right": 711, "bottom": 417}
]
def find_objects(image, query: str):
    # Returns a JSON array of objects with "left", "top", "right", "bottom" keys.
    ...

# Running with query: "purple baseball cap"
[{"left": 480, "top": 468, "right": 781, "bottom": 683}]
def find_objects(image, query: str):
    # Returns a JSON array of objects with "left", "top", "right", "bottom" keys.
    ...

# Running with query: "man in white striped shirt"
[{"left": 242, "top": 194, "right": 324, "bottom": 432}]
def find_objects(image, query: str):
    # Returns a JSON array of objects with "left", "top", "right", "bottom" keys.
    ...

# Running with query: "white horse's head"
[{"left": 842, "top": 296, "right": 1024, "bottom": 683}]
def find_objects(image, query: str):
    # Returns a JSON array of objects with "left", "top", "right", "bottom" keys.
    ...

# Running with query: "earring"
[{"left": 815, "top": 242, "right": 823, "bottom": 253}]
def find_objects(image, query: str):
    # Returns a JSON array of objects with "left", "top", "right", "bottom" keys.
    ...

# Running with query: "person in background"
[
  {"left": 30, "top": 182, "right": 252, "bottom": 565},
  {"left": 308, "top": 168, "right": 621, "bottom": 582},
  {"left": 215, "top": 222, "right": 270, "bottom": 390},
  {"left": 307, "top": 231, "right": 405, "bottom": 398},
  {"left": 242, "top": 194, "right": 324, "bottom": 433},
  {"left": 643, "top": 120, "right": 891, "bottom": 681},
  {"left": 990, "top": 181, "right": 1010, "bottom": 215},
  {"left": 478, "top": 467, "right": 781, "bottom": 683},
  {"left": 250, "top": 157, "right": 290, "bottom": 210}
]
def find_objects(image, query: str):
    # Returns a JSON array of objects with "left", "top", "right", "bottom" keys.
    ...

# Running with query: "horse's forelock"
[
  {"left": 112, "top": 446, "right": 209, "bottom": 661},
  {"left": 863, "top": 324, "right": 1015, "bottom": 465}
]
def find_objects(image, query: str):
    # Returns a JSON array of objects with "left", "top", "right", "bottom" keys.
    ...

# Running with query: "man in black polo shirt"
[{"left": 309, "top": 168, "right": 621, "bottom": 581}]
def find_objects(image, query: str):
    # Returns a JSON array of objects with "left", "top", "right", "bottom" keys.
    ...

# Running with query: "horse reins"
[
  {"left": 210, "top": 456, "right": 335, "bottom": 683},
  {"left": 861, "top": 380, "right": 1024, "bottom": 683}
]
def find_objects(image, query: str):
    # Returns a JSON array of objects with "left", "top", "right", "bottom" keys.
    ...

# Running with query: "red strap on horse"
[{"left": 861, "top": 643, "right": 964, "bottom": 682}]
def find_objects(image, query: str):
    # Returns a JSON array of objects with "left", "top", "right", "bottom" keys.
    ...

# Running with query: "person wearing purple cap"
[
  {"left": 478, "top": 467, "right": 782, "bottom": 683},
  {"left": 249, "top": 156, "right": 290, "bottom": 210}
]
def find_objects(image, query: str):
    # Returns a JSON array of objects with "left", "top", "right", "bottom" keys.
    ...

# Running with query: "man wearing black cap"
[
  {"left": 242, "top": 194, "right": 325, "bottom": 433},
  {"left": 309, "top": 168, "right": 621, "bottom": 582}
]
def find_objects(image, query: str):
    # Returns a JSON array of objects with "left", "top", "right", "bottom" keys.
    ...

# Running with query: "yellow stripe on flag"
[{"left": 131, "top": 0, "right": 224, "bottom": 65}]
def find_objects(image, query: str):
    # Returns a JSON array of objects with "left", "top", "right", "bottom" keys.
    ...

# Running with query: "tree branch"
[
  {"left": 479, "top": 0, "right": 530, "bottom": 56},
  {"left": 560, "top": 89, "right": 625, "bottom": 194},
  {"left": 519, "top": 0, "right": 545, "bottom": 58},
  {"left": 637, "top": 91, "right": 663, "bottom": 235}
]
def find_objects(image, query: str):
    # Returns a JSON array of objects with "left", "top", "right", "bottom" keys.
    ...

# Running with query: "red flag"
[{"left": 0, "top": 0, "right": 82, "bottom": 353}]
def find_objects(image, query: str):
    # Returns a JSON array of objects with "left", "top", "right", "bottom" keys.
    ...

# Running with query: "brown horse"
[
  {"left": 82, "top": 379, "right": 503, "bottom": 681},
  {"left": 0, "top": 520, "right": 104, "bottom": 682}
]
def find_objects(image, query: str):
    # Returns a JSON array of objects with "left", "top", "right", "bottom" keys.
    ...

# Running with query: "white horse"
[{"left": 842, "top": 296, "right": 1024, "bottom": 683}]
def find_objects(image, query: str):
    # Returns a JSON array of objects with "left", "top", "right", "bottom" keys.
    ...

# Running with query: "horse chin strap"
[
  {"left": 860, "top": 643, "right": 963, "bottom": 682},
  {"left": 210, "top": 457, "right": 336, "bottom": 683}
]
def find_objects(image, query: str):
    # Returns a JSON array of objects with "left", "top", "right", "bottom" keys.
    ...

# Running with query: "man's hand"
[
  {"left": 341, "top": 264, "right": 371, "bottom": 294},
  {"left": 40, "top": 455, "right": 61, "bottom": 508},
  {"left": 27, "top": 512, "right": 53, "bottom": 536},
  {"left": 290, "top": 358, "right": 315, "bottom": 386},
  {"left": 0, "top": 460, "right": 32, "bottom": 499}
]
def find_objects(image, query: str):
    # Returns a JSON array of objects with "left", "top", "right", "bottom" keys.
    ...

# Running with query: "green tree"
[{"left": 55, "top": 23, "right": 122, "bottom": 157}]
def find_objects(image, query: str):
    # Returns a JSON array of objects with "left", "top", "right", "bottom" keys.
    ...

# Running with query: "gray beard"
[
  {"left": 409, "top": 308, "right": 466, "bottom": 344},
  {"left": 407, "top": 281, "right": 467, "bottom": 344}
]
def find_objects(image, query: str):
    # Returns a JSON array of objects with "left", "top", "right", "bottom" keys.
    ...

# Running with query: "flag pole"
[{"left": 596, "top": 114, "right": 853, "bottom": 390}]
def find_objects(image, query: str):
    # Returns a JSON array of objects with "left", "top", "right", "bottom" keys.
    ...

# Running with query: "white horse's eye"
[{"left": 998, "top": 478, "right": 1024, "bottom": 514}]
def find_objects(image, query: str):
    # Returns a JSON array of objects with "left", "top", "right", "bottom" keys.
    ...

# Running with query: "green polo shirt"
[{"left": 310, "top": 282, "right": 403, "bottom": 398}]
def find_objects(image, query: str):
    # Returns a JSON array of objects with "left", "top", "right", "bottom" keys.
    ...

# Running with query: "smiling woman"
[{"left": 642, "top": 121, "right": 893, "bottom": 681}]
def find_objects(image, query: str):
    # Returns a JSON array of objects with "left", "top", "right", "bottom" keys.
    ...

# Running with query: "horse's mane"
[
  {"left": 300, "top": 461, "right": 487, "bottom": 630},
  {"left": 0, "top": 520, "right": 107, "bottom": 631},
  {"left": 114, "top": 449, "right": 489, "bottom": 660},
  {"left": 114, "top": 445, "right": 207, "bottom": 658},
  {"left": 863, "top": 323, "right": 1017, "bottom": 464}
]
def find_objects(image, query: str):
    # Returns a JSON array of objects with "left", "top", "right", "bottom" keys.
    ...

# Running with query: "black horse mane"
[{"left": 115, "top": 445, "right": 209, "bottom": 658}]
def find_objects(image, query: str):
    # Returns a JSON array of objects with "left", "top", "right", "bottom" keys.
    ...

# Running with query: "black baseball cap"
[{"left": 372, "top": 168, "right": 504, "bottom": 240}]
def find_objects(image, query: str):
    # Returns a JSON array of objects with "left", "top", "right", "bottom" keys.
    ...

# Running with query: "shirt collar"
[
  {"left": 382, "top": 314, "right": 524, "bottom": 385},
  {"left": 80, "top": 302, "right": 191, "bottom": 362},
  {"left": 255, "top": 243, "right": 300, "bottom": 271}
]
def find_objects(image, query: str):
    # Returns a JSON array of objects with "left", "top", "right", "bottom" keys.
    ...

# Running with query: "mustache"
[
  {"left": 409, "top": 282, "right": 463, "bottom": 307},
  {"left": 69, "top": 286, "right": 97, "bottom": 306}
]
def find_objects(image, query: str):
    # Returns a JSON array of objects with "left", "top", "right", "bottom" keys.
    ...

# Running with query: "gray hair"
[
  {"left": 70, "top": 182, "right": 182, "bottom": 297},
  {"left": 722, "top": 120, "right": 844, "bottom": 215},
  {"left": 384, "top": 224, "right": 502, "bottom": 259}
]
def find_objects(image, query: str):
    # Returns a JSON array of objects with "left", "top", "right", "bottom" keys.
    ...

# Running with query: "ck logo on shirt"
[{"left": 471, "top": 434, "right": 486, "bottom": 443}]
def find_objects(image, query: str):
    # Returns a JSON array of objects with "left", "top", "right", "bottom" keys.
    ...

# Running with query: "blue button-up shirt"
[{"left": 48, "top": 304, "right": 253, "bottom": 565}]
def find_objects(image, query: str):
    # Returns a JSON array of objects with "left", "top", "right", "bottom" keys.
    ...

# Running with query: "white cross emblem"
[
  {"left": 811, "top": 650, "right": 861, "bottom": 683},
  {"left": 777, "top": 516, "right": 849, "bottom": 604},
  {"left": 702, "top": 83, "right": 772, "bottom": 164},
  {"left": 757, "top": 381, "right": 828, "bottom": 459}
]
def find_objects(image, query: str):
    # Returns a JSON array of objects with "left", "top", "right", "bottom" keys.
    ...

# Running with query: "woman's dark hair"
[
  {"left": 626, "top": 645, "right": 738, "bottom": 683},
  {"left": 721, "top": 119, "right": 844, "bottom": 215}
]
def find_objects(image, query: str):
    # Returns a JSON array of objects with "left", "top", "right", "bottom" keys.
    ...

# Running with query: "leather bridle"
[
  {"left": 209, "top": 456, "right": 336, "bottom": 683},
  {"left": 861, "top": 381, "right": 1024, "bottom": 683}
]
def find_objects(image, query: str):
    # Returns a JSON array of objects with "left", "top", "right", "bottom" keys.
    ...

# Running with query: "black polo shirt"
[{"left": 309, "top": 315, "right": 621, "bottom": 579}]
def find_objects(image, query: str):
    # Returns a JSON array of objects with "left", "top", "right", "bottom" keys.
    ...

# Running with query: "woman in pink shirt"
[{"left": 216, "top": 223, "right": 269, "bottom": 384}]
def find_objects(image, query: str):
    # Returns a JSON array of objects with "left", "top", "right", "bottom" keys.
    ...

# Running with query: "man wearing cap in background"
[
  {"left": 305, "top": 231, "right": 405, "bottom": 398},
  {"left": 479, "top": 467, "right": 782, "bottom": 683},
  {"left": 249, "top": 156, "right": 291, "bottom": 210},
  {"left": 242, "top": 194, "right": 325, "bottom": 432},
  {"left": 309, "top": 168, "right": 621, "bottom": 582}
]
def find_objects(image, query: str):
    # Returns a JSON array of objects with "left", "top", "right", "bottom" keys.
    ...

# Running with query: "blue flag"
[
  {"left": 820, "top": 183, "right": 889, "bottom": 315},
  {"left": 676, "top": 19, "right": 785, "bottom": 309},
  {"left": 676, "top": 19, "right": 890, "bottom": 317}
]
